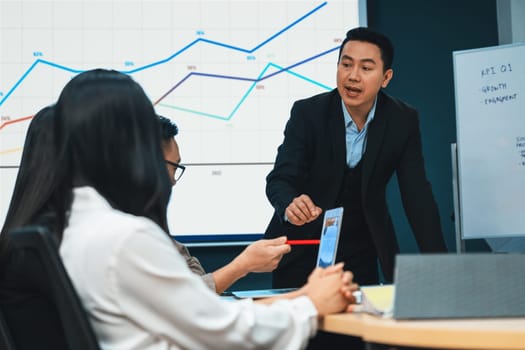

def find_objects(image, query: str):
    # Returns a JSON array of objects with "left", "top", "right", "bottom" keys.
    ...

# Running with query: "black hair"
[
  {"left": 0, "top": 105, "right": 58, "bottom": 262},
  {"left": 337, "top": 27, "right": 394, "bottom": 71},
  {"left": 54, "top": 69, "right": 171, "bottom": 233},
  {"left": 158, "top": 115, "right": 179, "bottom": 143}
]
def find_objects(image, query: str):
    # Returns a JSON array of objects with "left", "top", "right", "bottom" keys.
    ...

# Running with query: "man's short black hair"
[
  {"left": 338, "top": 27, "right": 394, "bottom": 71},
  {"left": 158, "top": 115, "right": 179, "bottom": 142}
]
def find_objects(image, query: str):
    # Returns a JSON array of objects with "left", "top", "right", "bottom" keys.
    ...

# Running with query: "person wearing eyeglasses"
[
  {"left": 158, "top": 115, "right": 292, "bottom": 294},
  {"left": 159, "top": 117, "right": 185, "bottom": 185},
  {"left": 165, "top": 160, "right": 185, "bottom": 185}
]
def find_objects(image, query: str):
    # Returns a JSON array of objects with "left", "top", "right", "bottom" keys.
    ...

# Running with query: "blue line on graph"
[
  {"left": 0, "top": 1, "right": 328, "bottom": 108},
  {"left": 158, "top": 48, "right": 336, "bottom": 121}
]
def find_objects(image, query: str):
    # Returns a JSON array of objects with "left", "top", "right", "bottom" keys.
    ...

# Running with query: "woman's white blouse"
[{"left": 59, "top": 187, "right": 317, "bottom": 350}]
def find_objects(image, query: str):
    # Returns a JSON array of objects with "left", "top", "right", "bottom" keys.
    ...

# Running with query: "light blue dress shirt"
[
  {"left": 341, "top": 98, "right": 377, "bottom": 168},
  {"left": 284, "top": 98, "right": 379, "bottom": 222}
]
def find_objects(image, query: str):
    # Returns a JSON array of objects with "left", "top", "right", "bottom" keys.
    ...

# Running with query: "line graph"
[
  {"left": 0, "top": 49, "right": 335, "bottom": 129},
  {"left": 0, "top": 115, "right": 33, "bottom": 131},
  {"left": 155, "top": 51, "right": 336, "bottom": 121},
  {"left": 0, "top": 0, "right": 363, "bottom": 237},
  {"left": 0, "top": 1, "right": 327, "bottom": 109},
  {"left": 153, "top": 47, "right": 337, "bottom": 107}
]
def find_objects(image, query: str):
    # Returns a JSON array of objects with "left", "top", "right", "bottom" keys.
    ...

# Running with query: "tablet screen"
[{"left": 316, "top": 207, "right": 344, "bottom": 268}]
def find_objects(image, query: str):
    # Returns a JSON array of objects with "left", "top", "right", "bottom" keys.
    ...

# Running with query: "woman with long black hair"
[{"left": 54, "top": 69, "right": 356, "bottom": 350}]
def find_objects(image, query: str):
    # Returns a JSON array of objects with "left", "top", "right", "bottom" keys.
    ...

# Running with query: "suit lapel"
[
  {"left": 362, "top": 91, "right": 388, "bottom": 192},
  {"left": 328, "top": 90, "right": 346, "bottom": 170}
]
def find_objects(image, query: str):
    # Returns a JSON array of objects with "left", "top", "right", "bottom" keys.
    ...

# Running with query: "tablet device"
[
  {"left": 316, "top": 207, "right": 344, "bottom": 268},
  {"left": 231, "top": 207, "right": 344, "bottom": 299}
]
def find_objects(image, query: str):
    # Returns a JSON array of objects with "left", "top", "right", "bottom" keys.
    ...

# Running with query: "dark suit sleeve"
[
  {"left": 396, "top": 110, "right": 448, "bottom": 252},
  {"left": 266, "top": 101, "right": 313, "bottom": 220}
]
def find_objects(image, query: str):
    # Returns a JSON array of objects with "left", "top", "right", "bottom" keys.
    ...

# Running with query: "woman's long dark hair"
[
  {"left": 54, "top": 69, "right": 171, "bottom": 232},
  {"left": 0, "top": 105, "right": 58, "bottom": 264}
]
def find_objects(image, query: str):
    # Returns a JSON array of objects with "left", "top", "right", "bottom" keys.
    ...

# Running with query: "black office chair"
[
  {"left": 0, "top": 308, "right": 16, "bottom": 350},
  {"left": 1, "top": 226, "right": 100, "bottom": 350}
]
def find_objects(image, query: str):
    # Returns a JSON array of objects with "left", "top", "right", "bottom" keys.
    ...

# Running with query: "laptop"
[{"left": 231, "top": 207, "right": 344, "bottom": 299}]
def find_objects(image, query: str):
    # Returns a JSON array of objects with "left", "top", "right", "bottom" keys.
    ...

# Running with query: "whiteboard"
[{"left": 453, "top": 43, "right": 525, "bottom": 239}]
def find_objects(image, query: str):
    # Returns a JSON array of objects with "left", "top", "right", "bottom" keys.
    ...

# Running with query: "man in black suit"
[{"left": 265, "top": 27, "right": 447, "bottom": 289}]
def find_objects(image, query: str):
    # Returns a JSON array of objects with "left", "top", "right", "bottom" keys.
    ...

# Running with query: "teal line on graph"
[
  {"left": 158, "top": 62, "right": 333, "bottom": 121},
  {"left": 0, "top": 1, "right": 328, "bottom": 108}
]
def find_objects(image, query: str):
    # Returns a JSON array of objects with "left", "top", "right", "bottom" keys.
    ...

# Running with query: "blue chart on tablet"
[{"left": 0, "top": 0, "right": 364, "bottom": 239}]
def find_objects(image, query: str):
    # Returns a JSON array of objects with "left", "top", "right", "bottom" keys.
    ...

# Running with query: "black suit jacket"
[{"left": 265, "top": 89, "right": 447, "bottom": 282}]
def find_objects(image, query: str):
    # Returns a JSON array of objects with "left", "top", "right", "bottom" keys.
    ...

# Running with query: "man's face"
[
  {"left": 163, "top": 138, "right": 181, "bottom": 186},
  {"left": 336, "top": 40, "right": 393, "bottom": 117}
]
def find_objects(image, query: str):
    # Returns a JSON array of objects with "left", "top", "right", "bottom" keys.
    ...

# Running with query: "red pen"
[{"left": 286, "top": 239, "right": 320, "bottom": 245}]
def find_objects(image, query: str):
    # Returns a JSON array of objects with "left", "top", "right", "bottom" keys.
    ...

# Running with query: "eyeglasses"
[{"left": 165, "top": 160, "right": 186, "bottom": 182}]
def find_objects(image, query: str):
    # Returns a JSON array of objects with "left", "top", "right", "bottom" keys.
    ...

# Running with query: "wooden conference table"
[{"left": 320, "top": 312, "right": 525, "bottom": 349}]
